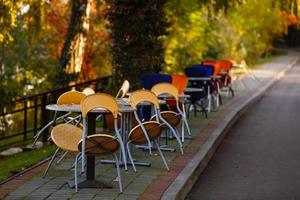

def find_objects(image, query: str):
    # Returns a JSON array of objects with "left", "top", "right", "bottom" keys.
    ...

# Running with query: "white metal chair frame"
[
  {"left": 74, "top": 134, "right": 122, "bottom": 192},
  {"left": 152, "top": 92, "right": 192, "bottom": 143}
]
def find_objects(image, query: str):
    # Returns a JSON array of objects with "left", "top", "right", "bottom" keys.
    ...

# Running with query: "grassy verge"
[
  {"left": 0, "top": 133, "right": 36, "bottom": 152},
  {"left": 0, "top": 145, "right": 56, "bottom": 182}
]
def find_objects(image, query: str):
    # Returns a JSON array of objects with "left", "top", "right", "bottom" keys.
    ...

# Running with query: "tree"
[
  {"left": 56, "top": 0, "right": 92, "bottom": 87},
  {"left": 105, "top": 0, "right": 168, "bottom": 89}
]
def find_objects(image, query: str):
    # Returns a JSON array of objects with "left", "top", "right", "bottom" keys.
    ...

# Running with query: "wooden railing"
[{"left": 0, "top": 76, "right": 111, "bottom": 144}]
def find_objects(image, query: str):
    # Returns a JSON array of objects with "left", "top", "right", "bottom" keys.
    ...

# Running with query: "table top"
[
  {"left": 46, "top": 104, "right": 135, "bottom": 113},
  {"left": 184, "top": 87, "right": 203, "bottom": 92},
  {"left": 46, "top": 97, "right": 166, "bottom": 113},
  {"left": 188, "top": 77, "right": 211, "bottom": 81}
]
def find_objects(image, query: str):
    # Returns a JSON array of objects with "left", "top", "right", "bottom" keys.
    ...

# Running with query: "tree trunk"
[{"left": 56, "top": 0, "right": 91, "bottom": 87}]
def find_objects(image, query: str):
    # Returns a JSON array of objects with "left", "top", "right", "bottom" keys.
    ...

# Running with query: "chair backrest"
[
  {"left": 141, "top": 73, "right": 172, "bottom": 89},
  {"left": 82, "top": 87, "right": 95, "bottom": 96},
  {"left": 129, "top": 89, "right": 159, "bottom": 109},
  {"left": 218, "top": 60, "right": 233, "bottom": 73},
  {"left": 57, "top": 90, "right": 86, "bottom": 105},
  {"left": 171, "top": 74, "right": 188, "bottom": 95},
  {"left": 185, "top": 64, "right": 214, "bottom": 78},
  {"left": 116, "top": 80, "right": 130, "bottom": 98},
  {"left": 202, "top": 60, "right": 220, "bottom": 76},
  {"left": 151, "top": 83, "right": 179, "bottom": 101},
  {"left": 80, "top": 93, "right": 119, "bottom": 118},
  {"left": 78, "top": 134, "right": 119, "bottom": 155}
]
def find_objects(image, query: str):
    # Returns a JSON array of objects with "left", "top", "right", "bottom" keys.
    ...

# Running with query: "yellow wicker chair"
[
  {"left": 50, "top": 124, "right": 122, "bottom": 192},
  {"left": 128, "top": 89, "right": 169, "bottom": 172},
  {"left": 80, "top": 93, "right": 127, "bottom": 172},
  {"left": 151, "top": 82, "right": 192, "bottom": 143},
  {"left": 42, "top": 91, "right": 86, "bottom": 177},
  {"left": 33, "top": 90, "right": 86, "bottom": 147}
]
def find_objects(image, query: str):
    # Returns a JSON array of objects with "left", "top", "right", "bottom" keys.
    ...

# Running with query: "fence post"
[
  {"left": 33, "top": 98, "right": 38, "bottom": 136},
  {"left": 41, "top": 94, "right": 48, "bottom": 143},
  {"left": 23, "top": 100, "right": 27, "bottom": 140}
]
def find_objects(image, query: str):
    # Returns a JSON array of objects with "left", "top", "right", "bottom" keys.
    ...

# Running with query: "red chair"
[
  {"left": 202, "top": 60, "right": 222, "bottom": 107},
  {"left": 218, "top": 60, "right": 234, "bottom": 97}
]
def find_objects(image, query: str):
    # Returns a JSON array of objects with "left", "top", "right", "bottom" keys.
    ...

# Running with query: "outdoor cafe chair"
[
  {"left": 32, "top": 90, "right": 86, "bottom": 147},
  {"left": 151, "top": 83, "right": 192, "bottom": 143},
  {"left": 50, "top": 123, "right": 122, "bottom": 192},
  {"left": 141, "top": 73, "right": 172, "bottom": 120},
  {"left": 217, "top": 60, "right": 235, "bottom": 97},
  {"left": 100, "top": 80, "right": 130, "bottom": 131},
  {"left": 79, "top": 93, "right": 127, "bottom": 172},
  {"left": 184, "top": 65, "right": 214, "bottom": 115},
  {"left": 202, "top": 60, "right": 223, "bottom": 106},
  {"left": 231, "top": 59, "right": 260, "bottom": 90},
  {"left": 128, "top": 89, "right": 170, "bottom": 172},
  {"left": 116, "top": 80, "right": 130, "bottom": 98},
  {"left": 141, "top": 73, "right": 185, "bottom": 149}
]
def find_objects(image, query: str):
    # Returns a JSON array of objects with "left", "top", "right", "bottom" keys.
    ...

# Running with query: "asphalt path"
[{"left": 187, "top": 63, "right": 300, "bottom": 200}]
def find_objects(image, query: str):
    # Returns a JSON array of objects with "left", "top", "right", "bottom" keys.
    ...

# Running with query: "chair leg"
[
  {"left": 43, "top": 147, "right": 60, "bottom": 178},
  {"left": 182, "top": 115, "right": 192, "bottom": 137},
  {"left": 126, "top": 141, "right": 137, "bottom": 172},
  {"left": 56, "top": 151, "right": 68, "bottom": 164},
  {"left": 181, "top": 121, "right": 185, "bottom": 143},
  {"left": 154, "top": 140, "right": 169, "bottom": 171},
  {"left": 207, "top": 94, "right": 212, "bottom": 112},
  {"left": 74, "top": 153, "right": 81, "bottom": 192},
  {"left": 230, "top": 86, "right": 234, "bottom": 97},
  {"left": 113, "top": 153, "right": 123, "bottom": 193},
  {"left": 32, "top": 120, "right": 54, "bottom": 147},
  {"left": 160, "top": 116, "right": 184, "bottom": 155},
  {"left": 119, "top": 139, "right": 128, "bottom": 171},
  {"left": 186, "top": 103, "right": 191, "bottom": 118}
]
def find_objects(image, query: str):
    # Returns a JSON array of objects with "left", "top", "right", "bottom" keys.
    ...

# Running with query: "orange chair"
[
  {"left": 218, "top": 60, "right": 234, "bottom": 97},
  {"left": 171, "top": 74, "right": 188, "bottom": 95},
  {"left": 218, "top": 60, "right": 233, "bottom": 73}
]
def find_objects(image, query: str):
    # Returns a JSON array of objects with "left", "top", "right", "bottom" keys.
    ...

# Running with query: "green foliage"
[
  {"left": 105, "top": 0, "right": 169, "bottom": 89},
  {"left": 0, "top": 0, "right": 22, "bottom": 43},
  {"left": 164, "top": 0, "right": 288, "bottom": 72},
  {"left": 164, "top": 1, "right": 216, "bottom": 72},
  {"left": 223, "top": 0, "right": 287, "bottom": 63}
]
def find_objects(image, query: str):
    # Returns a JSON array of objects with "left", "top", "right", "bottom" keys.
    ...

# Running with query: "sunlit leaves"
[{"left": 0, "top": 0, "right": 22, "bottom": 43}]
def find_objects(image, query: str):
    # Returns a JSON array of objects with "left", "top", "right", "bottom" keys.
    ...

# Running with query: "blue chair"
[
  {"left": 184, "top": 65, "right": 215, "bottom": 117},
  {"left": 140, "top": 73, "right": 172, "bottom": 120},
  {"left": 141, "top": 73, "right": 172, "bottom": 89}
]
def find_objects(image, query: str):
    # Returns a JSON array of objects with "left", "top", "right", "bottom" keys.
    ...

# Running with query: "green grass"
[
  {"left": 0, "top": 133, "right": 36, "bottom": 152},
  {"left": 0, "top": 145, "right": 56, "bottom": 182}
]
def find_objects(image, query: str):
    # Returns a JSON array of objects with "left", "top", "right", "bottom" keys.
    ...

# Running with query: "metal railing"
[{"left": 0, "top": 76, "right": 111, "bottom": 144}]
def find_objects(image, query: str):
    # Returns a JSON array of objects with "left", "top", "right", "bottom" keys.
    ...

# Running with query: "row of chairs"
[
  {"left": 44, "top": 82, "right": 189, "bottom": 192},
  {"left": 140, "top": 59, "right": 235, "bottom": 118}
]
